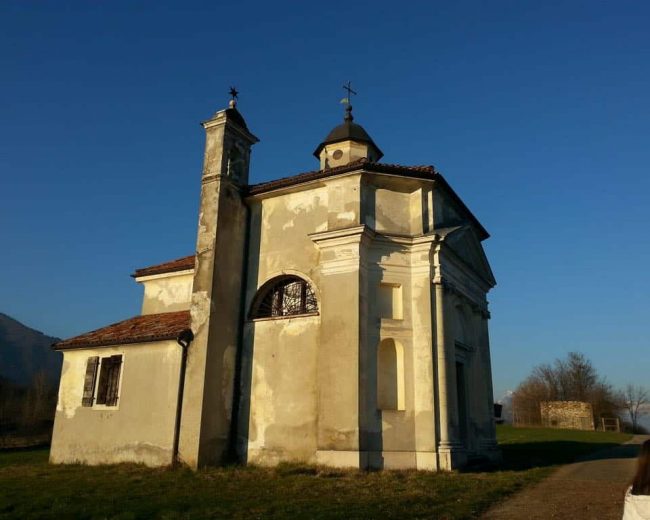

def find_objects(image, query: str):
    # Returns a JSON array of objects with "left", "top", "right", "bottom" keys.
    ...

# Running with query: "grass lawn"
[
  {"left": 496, "top": 425, "right": 632, "bottom": 469},
  {"left": 0, "top": 427, "right": 631, "bottom": 520}
]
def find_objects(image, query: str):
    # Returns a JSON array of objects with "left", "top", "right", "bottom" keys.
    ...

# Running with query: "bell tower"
[{"left": 178, "top": 89, "right": 258, "bottom": 468}]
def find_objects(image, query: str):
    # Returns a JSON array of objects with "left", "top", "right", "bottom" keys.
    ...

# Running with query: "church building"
[{"left": 51, "top": 91, "right": 499, "bottom": 471}]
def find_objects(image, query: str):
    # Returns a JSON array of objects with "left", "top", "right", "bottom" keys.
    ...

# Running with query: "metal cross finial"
[{"left": 342, "top": 81, "right": 357, "bottom": 106}]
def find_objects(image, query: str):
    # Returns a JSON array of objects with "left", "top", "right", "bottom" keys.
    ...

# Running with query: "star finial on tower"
[{"left": 229, "top": 86, "right": 239, "bottom": 108}]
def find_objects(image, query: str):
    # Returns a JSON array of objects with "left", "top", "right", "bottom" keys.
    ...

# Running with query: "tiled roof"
[
  {"left": 132, "top": 255, "right": 195, "bottom": 278},
  {"left": 247, "top": 159, "right": 436, "bottom": 196},
  {"left": 53, "top": 311, "right": 191, "bottom": 350},
  {"left": 247, "top": 159, "right": 488, "bottom": 239}
]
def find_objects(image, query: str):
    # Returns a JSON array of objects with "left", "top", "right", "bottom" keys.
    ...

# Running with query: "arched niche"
[{"left": 377, "top": 338, "right": 405, "bottom": 411}]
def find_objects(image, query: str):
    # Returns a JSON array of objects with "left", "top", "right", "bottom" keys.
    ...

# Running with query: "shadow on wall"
[{"left": 233, "top": 204, "right": 262, "bottom": 464}]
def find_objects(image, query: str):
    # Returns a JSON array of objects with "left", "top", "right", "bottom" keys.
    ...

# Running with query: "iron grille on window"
[{"left": 251, "top": 276, "right": 318, "bottom": 319}]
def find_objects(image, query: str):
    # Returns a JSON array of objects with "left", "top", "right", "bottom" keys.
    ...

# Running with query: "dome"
[{"left": 313, "top": 106, "right": 383, "bottom": 160}]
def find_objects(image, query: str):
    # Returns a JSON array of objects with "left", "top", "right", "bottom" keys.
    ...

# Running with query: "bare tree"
[
  {"left": 21, "top": 371, "right": 56, "bottom": 431},
  {"left": 513, "top": 352, "right": 621, "bottom": 426},
  {"left": 622, "top": 384, "right": 649, "bottom": 432}
]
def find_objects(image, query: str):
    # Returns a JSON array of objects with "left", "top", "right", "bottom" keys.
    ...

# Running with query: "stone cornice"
[
  {"left": 200, "top": 174, "right": 247, "bottom": 193},
  {"left": 133, "top": 269, "right": 195, "bottom": 283},
  {"left": 309, "top": 225, "right": 373, "bottom": 247},
  {"left": 372, "top": 231, "right": 439, "bottom": 248},
  {"left": 309, "top": 225, "right": 373, "bottom": 275}
]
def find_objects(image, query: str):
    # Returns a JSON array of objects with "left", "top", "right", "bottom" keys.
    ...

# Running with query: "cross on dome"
[{"left": 342, "top": 81, "right": 357, "bottom": 105}]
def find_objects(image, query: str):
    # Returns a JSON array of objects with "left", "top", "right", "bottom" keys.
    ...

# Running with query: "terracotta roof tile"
[
  {"left": 53, "top": 311, "right": 191, "bottom": 350},
  {"left": 246, "top": 159, "right": 436, "bottom": 196},
  {"left": 132, "top": 255, "right": 195, "bottom": 278}
]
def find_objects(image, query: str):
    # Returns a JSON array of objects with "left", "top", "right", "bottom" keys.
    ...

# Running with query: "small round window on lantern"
[{"left": 250, "top": 276, "right": 318, "bottom": 319}]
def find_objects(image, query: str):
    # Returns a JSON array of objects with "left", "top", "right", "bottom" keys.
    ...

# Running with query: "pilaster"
[
  {"left": 178, "top": 105, "right": 258, "bottom": 468},
  {"left": 408, "top": 239, "right": 439, "bottom": 469},
  {"left": 310, "top": 225, "right": 373, "bottom": 468},
  {"left": 432, "top": 243, "right": 465, "bottom": 470}
]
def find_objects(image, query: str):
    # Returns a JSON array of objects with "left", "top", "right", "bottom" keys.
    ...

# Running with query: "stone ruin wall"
[{"left": 540, "top": 401, "right": 595, "bottom": 431}]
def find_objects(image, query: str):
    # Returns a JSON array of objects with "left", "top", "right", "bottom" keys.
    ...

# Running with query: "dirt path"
[{"left": 482, "top": 435, "right": 649, "bottom": 520}]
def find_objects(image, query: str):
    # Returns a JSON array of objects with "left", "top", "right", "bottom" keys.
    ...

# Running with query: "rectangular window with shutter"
[
  {"left": 96, "top": 355, "right": 123, "bottom": 406},
  {"left": 80, "top": 354, "right": 123, "bottom": 408},
  {"left": 81, "top": 357, "right": 99, "bottom": 407},
  {"left": 104, "top": 355, "right": 122, "bottom": 406}
]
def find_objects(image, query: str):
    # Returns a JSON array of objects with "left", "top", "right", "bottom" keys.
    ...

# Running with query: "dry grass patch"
[{"left": 0, "top": 426, "right": 631, "bottom": 519}]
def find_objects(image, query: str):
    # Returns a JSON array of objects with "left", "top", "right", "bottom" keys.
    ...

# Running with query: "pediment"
[{"left": 441, "top": 225, "right": 496, "bottom": 287}]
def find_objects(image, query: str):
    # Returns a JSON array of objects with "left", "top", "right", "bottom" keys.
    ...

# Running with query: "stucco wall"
[
  {"left": 364, "top": 233, "right": 439, "bottom": 469},
  {"left": 244, "top": 316, "right": 320, "bottom": 464},
  {"left": 373, "top": 186, "right": 423, "bottom": 236},
  {"left": 50, "top": 340, "right": 181, "bottom": 466},
  {"left": 369, "top": 246, "right": 417, "bottom": 455},
  {"left": 242, "top": 173, "right": 445, "bottom": 469},
  {"left": 138, "top": 271, "right": 193, "bottom": 315},
  {"left": 237, "top": 169, "right": 497, "bottom": 470},
  {"left": 241, "top": 185, "right": 328, "bottom": 465}
]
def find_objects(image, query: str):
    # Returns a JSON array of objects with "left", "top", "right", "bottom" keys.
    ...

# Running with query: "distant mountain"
[{"left": 0, "top": 313, "right": 62, "bottom": 386}]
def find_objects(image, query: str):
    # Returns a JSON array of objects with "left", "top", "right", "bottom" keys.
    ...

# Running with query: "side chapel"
[{"left": 51, "top": 90, "right": 499, "bottom": 470}]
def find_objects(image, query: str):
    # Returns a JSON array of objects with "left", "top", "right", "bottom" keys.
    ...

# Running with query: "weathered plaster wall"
[
  {"left": 178, "top": 107, "right": 257, "bottom": 468},
  {"left": 326, "top": 175, "right": 362, "bottom": 229},
  {"left": 374, "top": 187, "right": 422, "bottom": 235},
  {"left": 50, "top": 340, "right": 181, "bottom": 466},
  {"left": 244, "top": 316, "right": 320, "bottom": 464},
  {"left": 241, "top": 186, "right": 328, "bottom": 465},
  {"left": 314, "top": 230, "right": 364, "bottom": 466},
  {"left": 237, "top": 170, "right": 497, "bottom": 470},
  {"left": 138, "top": 271, "right": 194, "bottom": 315}
]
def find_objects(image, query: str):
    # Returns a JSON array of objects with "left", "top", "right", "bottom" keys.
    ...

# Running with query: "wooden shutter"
[
  {"left": 81, "top": 356, "right": 99, "bottom": 407},
  {"left": 105, "top": 355, "right": 123, "bottom": 406}
]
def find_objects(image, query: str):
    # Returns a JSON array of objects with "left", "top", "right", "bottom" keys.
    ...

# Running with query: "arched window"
[
  {"left": 377, "top": 338, "right": 405, "bottom": 411},
  {"left": 250, "top": 275, "right": 318, "bottom": 319}
]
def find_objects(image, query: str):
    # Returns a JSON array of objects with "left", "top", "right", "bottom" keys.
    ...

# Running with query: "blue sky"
[{"left": 1, "top": 1, "right": 649, "bottom": 399}]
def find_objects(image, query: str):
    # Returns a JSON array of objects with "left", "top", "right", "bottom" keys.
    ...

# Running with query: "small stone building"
[
  {"left": 50, "top": 96, "right": 499, "bottom": 471},
  {"left": 540, "top": 401, "right": 595, "bottom": 431}
]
